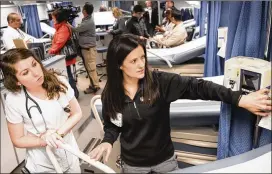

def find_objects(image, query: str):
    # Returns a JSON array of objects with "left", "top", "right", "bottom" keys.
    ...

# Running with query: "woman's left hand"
[
  {"left": 238, "top": 88, "right": 271, "bottom": 116},
  {"left": 41, "top": 129, "right": 64, "bottom": 148}
]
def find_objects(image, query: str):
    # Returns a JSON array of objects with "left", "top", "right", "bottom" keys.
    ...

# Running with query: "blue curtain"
[
  {"left": 219, "top": 2, "right": 230, "bottom": 27},
  {"left": 194, "top": 8, "right": 200, "bottom": 26},
  {"left": 115, "top": 1, "right": 121, "bottom": 8},
  {"left": 225, "top": 2, "right": 269, "bottom": 59},
  {"left": 204, "top": 2, "right": 223, "bottom": 77},
  {"left": 199, "top": 1, "right": 208, "bottom": 37},
  {"left": 21, "top": 5, "right": 43, "bottom": 38},
  {"left": 61, "top": 1, "right": 72, "bottom": 6},
  {"left": 119, "top": 1, "right": 134, "bottom": 12},
  {"left": 267, "top": 18, "right": 272, "bottom": 61},
  {"left": 218, "top": 1, "right": 271, "bottom": 160}
]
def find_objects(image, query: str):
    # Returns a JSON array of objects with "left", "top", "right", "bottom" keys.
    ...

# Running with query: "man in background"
[
  {"left": 162, "top": 1, "right": 178, "bottom": 18},
  {"left": 2, "top": 13, "right": 50, "bottom": 50},
  {"left": 69, "top": 3, "right": 100, "bottom": 94},
  {"left": 125, "top": 4, "right": 150, "bottom": 39},
  {"left": 143, "top": 1, "right": 158, "bottom": 37}
]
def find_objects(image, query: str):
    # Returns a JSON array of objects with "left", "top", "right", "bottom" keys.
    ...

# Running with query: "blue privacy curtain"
[
  {"left": 199, "top": 1, "right": 208, "bottom": 37},
  {"left": 21, "top": 5, "right": 43, "bottom": 38},
  {"left": 218, "top": 1, "right": 271, "bottom": 160},
  {"left": 61, "top": 1, "right": 73, "bottom": 7},
  {"left": 204, "top": 2, "right": 223, "bottom": 77},
  {"left": 193, "top": 8, "right": 200, "bottom": 26},
  {"left": 114, "top": 1, "right": 121, "bottom": 8},
  {"left": 267, "top": 17, "right": 272, "bottom": 61}
]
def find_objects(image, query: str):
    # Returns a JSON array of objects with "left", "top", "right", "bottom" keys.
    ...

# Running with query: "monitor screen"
[
  {"left": 93, "top": 11, "right": 115, "bottom": 26},
  {"left": 240, "top": 69, "right": 261, "bottom": 92}
]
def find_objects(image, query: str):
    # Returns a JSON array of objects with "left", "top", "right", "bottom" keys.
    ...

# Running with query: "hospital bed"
[
  {"left": 147, "top": 36, "right": 206, "bottom": 77},
  {"left": 45, "top": 142, "right": 116, "bottom": 173},
  {"left": 46, "top": 113, "right": 270, "bottom": 173},
  {"left": 147, "top": 36, "right": 206, "bottom": 66},
  {"left": 40, "top": 22, "right": 56, "bottom": 38},
  {"left": 183, "top": 19, "right": 197, "bottom": 29},
  {"left": 170, "top": 143, "right": 272, "bottom": 173}
]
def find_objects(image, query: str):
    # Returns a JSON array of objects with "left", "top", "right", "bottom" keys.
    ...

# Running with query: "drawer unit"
[{"left": 171, "top": 127, "right": 218, "bottom": 169}]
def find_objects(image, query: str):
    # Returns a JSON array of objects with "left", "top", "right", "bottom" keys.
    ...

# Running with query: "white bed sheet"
[
  {"left": 206, "top": 152, "right": 271, "bottom": 173},
  {"left": 147, "top": 36, "right": 206, "bottom": 64}
]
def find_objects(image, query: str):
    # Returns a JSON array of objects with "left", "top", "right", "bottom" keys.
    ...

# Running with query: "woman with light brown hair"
[
  {"left": 109, "top": 7, "right": 126, "bottom": 37},
  {"left": 0, "top": 48, "right": 82, "bottom": 172}
]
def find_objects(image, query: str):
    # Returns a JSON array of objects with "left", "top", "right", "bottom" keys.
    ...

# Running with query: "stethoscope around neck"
[{"left": 23, "top": 86, "right": 48, "bottom": 134}]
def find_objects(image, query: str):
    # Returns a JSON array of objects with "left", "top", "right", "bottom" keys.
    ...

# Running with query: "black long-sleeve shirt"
[
  {"left": 102, "top": 71, "right": 241, "bottom": 167},
  {"left": 125, "top": 16, "right": 150, "bottom": 38}
]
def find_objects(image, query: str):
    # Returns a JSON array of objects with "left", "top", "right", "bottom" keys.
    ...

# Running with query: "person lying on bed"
[{"left": 152, "top": 9, "right": 187, "bottom": 48}]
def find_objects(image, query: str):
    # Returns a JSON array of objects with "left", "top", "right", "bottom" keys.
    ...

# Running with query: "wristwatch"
[{"left": 56, "top": 131, "right": 65, "bottom": 138}]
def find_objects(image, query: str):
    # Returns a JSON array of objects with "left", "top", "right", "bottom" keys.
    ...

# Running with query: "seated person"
[
  {"left": 154, "top": 9, "right": 174, "bottom": 37},
  {"left": 2, "top": 13, "right": 50, "bottom": 50},
  {"left": 152, "top": 9, "right": 187, "bottom": 48},
  {"left": 125, "top": 5, "right": 150, "bottom": 39}
]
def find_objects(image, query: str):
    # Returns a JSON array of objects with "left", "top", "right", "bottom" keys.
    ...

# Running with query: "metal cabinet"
[{"left": 171, "top": 127, "right": 218, "bottom": 169}]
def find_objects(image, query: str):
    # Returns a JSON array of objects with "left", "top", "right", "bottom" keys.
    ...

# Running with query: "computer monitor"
[{"left": 27, "top": 42, "right": 52, "bottom": 61}]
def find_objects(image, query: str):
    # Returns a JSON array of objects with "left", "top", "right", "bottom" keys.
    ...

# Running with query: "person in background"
[
  {"left": 109, "top": 7, "right": 126, "bottom": 37},
  {"left": 68, "top": 3, "right": 101, "bottom": 94},
  {"left": 48, "top": 9, "right": 79, "bottom": 99},
  {"left": 152, "top": 9, "right": 187, "bottom": 48},
  {"left": 0, "top": 48, "right": 82, "bottom": 173},
  {"left": 99, "top": 5, "right": 108, "bottom": 12},
  {"left": 143, "top": 1, "right": 158, "bottom": 37},
  {"left": 125, "top": 5, "right": 150, "bottom": 40},
  {"left": 2, "top": 13, "right": 50, "bottom": 50},
  {"left": 155, "top": 9, "right": 174, "bottom": 35},
  {"left": 88, "top": 34, "right": 271, "bottom": 173},
  {"left": 162, "top": 1, "right": 178, "bottom": 18}
]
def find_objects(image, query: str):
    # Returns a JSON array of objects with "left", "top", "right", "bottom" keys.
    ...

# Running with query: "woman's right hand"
[
  {"left": 239, "top": 88, "right": 271, "bottom": 116},
  {"left": 89, "top": 142, "right": 112, "bottom": 163}
]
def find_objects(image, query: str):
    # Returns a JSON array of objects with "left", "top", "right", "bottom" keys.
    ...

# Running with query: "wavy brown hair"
[{"left": 0, "top": 48, "right": 67, "bottom": 100}]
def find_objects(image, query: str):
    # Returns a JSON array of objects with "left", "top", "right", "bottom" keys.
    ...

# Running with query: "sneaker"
[{"left": 84, "top": 86, "right": 100, "bottom": 94}]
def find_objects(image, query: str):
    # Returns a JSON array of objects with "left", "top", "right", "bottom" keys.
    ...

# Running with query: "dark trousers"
[{"left": 66, "top": 65, "right": 79, "bottom": 98}]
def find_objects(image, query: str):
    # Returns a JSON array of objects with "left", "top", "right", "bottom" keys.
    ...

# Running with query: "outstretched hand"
[
  {"left": 238, "top": 89, "right": 271, "bottom": 116},
  {"left": 89, "top": 142, "right": 112, "bottom": 163}
]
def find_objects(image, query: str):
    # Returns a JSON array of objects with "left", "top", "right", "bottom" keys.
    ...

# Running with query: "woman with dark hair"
[
  {"left": 89, "top": 34, "right": 271, "bottom": 173},
  {"left": 0, "top": 48, "right": 82, "bottom": 173},
  {"left": 49, "top": 8, "right": 79, "bottom": 98}
]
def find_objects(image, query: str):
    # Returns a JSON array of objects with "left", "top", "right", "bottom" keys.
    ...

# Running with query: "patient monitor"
[
  {"left": 224, "top": 56, "right": 271, "bottom": 94},
  {"left": 224, "top": 56, "right": 271, "bottom": 145}
]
